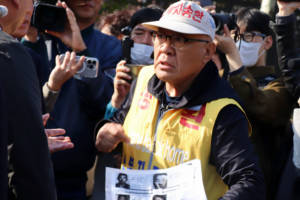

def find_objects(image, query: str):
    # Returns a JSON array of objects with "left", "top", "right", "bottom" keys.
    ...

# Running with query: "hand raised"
[
  {"left": 277, "top": 1, "right": 300, "bottom": 16},
  {"left": 45, "top": 1, "right": 87, "bottom": 52},
  {"left": 214, "top": 25, "right": 243, "bottom": 71},
  {"left": 47, "top": 51, "right": 85, "bottom": 91},
  {"left": 96, "top": 123, "right": 130, "bottom": 153}
]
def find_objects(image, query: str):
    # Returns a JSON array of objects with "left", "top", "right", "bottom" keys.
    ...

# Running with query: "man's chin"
[
  {"left": 75, "top": 11, "right": 95, "bottom": 20},
  {"left": 156, "top": 73, "right": 175, "bottom": 83}
]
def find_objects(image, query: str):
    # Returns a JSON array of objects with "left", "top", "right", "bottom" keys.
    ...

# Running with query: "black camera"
[
  {"left": 211, "top": 13, "right": 237, "bottom": 34},
  {"left": 121, "top": 26, "right": 134, "bottom": 64},
  {"left": 31, "top": 0, "right": 66, "bottom": 32}
]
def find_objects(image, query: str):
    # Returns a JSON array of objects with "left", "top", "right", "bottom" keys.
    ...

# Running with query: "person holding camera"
[
  {"left": 22, "top": 0, "right": 122, "bottom": 199},
  {"left": 268, "top": 1, "right": 300, "bottom": 199},
  {"left": 214, "top": 7, "right": 295, "bottom": 199},
  {"left": 95, "top": 1, "right": 265, "bottom": 199}
]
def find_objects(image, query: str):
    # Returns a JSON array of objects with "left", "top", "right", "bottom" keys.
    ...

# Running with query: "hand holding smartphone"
[{"left": 59, "top": 54, "right": 99, "bottom": 78}]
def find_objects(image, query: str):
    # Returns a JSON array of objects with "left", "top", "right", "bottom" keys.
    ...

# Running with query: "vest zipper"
[{"left": 147, "top": 104, "right": 175, "bottom": 170}]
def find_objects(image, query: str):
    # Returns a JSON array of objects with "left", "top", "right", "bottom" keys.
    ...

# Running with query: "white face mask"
[
  {"left": 131, "top": 43, "right": 154, "bottom": 65},
  {"left": 236, "top": 40, "right": 265, "bottom": 67}
]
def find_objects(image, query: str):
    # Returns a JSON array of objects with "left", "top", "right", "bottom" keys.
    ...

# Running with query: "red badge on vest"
[
  {"left": 180, "top": 104, "right": 206, "bottom": 130},
  {"left": 138, "top": 87, "right": 152, "bottom": 110}
]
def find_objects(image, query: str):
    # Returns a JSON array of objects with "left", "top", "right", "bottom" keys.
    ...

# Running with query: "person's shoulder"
[
  {"left": 93, "top": 29, "right": 121, "bottom": 45},
  {"left": 25, "top": 47, "right": 39, "bottom": 59},
  {"left": 0, "top": 31, "right": 17, "bottom": 45}
]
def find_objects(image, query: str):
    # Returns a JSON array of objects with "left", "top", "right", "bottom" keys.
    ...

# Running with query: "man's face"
[
  {"left": 1, "top": 0, "right": 33, "bottom": 35},
  {"left": 154, "top": 28, "right": 214, "bottom": 87},
  {"left": 64, "top": 0, "right": 102, "bottom": 21},
  {"left": 13, "top": 0, "right": 34, "bottom": 38},
  {"left": 131, "top": 24, "right": 154, "bottom": 46},
  {"left": 154, "top": 175, "right": 167, "bottom": 189},
  {"left": 119, "top": 175, "right": 127, "bottom": 184}
]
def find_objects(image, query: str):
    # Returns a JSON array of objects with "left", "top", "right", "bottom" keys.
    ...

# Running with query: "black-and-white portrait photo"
[
  {"left": 153, "top": 195, "right": 167, "bottom": 200},
  {"left": 116, "top": 173, "right": 130, "bottom": 189},
  {"left": 153, "top": 173, "right": 168, "bottom": 189},
  {"left": 117, "top": 194, "right": 130, "bottom": 200}
]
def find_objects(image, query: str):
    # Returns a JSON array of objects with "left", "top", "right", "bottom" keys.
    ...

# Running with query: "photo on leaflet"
[
  {"left": 117, "top": 194, "right": 130, "bottom": 200},
  {"left": 116, "top": 173, "right": 130, "bottom": 189},
  {"left": 153, "top": 195, "right": 167, "bottom": 200},
  {"left": 153, "top": 173, "right": 168, "bottom": 189}
]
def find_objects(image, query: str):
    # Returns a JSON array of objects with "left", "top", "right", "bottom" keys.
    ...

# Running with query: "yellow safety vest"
[{"left": 122, "top": 66, "right": 251, "bottom": 200}]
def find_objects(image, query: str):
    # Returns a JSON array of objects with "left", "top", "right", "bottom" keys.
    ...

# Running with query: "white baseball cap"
[{"left": 143, "top": 0, "right": 216, "bottom": 40}]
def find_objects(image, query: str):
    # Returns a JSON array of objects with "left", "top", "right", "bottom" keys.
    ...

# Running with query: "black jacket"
[
  {"left": 270, "top": 14, "right": 300, "bottom": 102},
  {"left": 0, "top": 31, "right": 57, "bottom": 200},
  {"left": 269, "top": 13, "right": 300, "bottom": 200},
  {"left": 96, "top": 61, "right": 265, "bottom": 200},
  {"left": 0, "top": 83, "right": 7, "bottom": 200}
]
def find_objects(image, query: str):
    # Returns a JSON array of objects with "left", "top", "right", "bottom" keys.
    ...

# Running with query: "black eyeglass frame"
[
  {"left": 238, "top": 32, "right": 266, "bottom": 43},
  {"left": 151, "top": 31, "right": 210, "bottom": 49}
]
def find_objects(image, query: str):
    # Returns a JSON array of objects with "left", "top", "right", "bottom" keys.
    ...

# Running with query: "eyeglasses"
[
  {"left": 151, "top": 31, "right": 210, "bottom": 50},
  {"left": 238, "top": 32, "right": 266, "bottom": 43}
]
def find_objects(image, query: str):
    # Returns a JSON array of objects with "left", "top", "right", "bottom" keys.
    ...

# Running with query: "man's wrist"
[
  {"left": 72, "top": 44, "right": 87, "bottom": 53},
  {"left": 111, "top": 94, "right": 126, "bottom": 109},
  {"left": 226, "top": 52, "right": 244, "bottom": 72},
  {"left": 278, "top": 7, "right": 295, "bottom": 16},
  {"left": 47, "top": 82, "right": 61, "bottom": 92}
]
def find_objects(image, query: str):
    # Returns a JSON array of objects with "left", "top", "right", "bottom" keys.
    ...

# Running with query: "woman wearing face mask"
[{"left": 215, "top": 7, "right": 295, "bottom": 200}]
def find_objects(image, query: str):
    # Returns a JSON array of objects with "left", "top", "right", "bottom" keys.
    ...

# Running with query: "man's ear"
[
  {"left": 203, "top": 42, "right": 216, "bottom": 64},
  {"left": 13, "top": 0, "right": 20, "bottom": 9},
  {"left": 264, "top": 36, "right": 273, "bottom": 51}
]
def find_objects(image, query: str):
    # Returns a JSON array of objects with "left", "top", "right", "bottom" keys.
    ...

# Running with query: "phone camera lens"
[
  {"left": 89, "top": 65, "right": 94, "bottom": 69},
  {"left": 92, "top": 60, "right": 96, "bottom": 65},
  {"left": 87, "top": 60, "right": 92, "bottom": 64}
]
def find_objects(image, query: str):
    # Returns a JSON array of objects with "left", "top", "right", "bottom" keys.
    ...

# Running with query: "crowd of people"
[{"left": 1, "top": 0, "right": 300, "bottom": 199}]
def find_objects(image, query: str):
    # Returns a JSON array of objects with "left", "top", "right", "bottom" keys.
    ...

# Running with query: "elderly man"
[
  {"left": 95, "top": 1, "right": 265, "bottom": 199},
  {"left": 0, "top": 0, "right": 57, "bottom": 199}
]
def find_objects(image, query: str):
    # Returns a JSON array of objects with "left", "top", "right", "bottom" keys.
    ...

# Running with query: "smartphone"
[
  {"left": 194, "top": 0, "right": 212, "bottom": 7},
  {"left": 59, "top": 54, "right": 99, "bottom": 78}
]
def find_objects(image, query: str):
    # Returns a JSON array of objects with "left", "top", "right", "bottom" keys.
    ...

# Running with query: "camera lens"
[
  {"left": 92, "top": 60, "right": 96, "bottom": 65},
  {"left": 87, "top": 60, "right": 92, "bottom": 64},
  {"left": 39, "top": 6, "right": 60, "bottom": 28},
  {"left": 88, "top": 65, "right": 94, "bottom": 69}
]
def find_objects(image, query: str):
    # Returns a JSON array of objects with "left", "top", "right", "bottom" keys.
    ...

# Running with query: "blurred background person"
[
  {"left": 97, "top": 7, "right": 136, "bottom": 40},
  {"left": 214, "top": 7, "right": 295, "bottom": 200},
  {"left": 270, "top": 1, "right": 300, "bottom": 199}
]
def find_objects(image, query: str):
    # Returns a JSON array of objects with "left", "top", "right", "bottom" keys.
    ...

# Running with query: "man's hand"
[
  {"left": 95, "top": 123, "right": 130, "bottom": 153},
  {"left": 42, "top": 114, "right": 74, "bottom": 154},
  {"left": 47, "top": 51, "right": 85, "bottom": 91},
  {"left": 45, "top": 1, "right": 86, "bottom": 52},
  {"left": 214, "top": 25, "right": 243, "bottom": 72},
  {"left": 278, "top": 1, "right": 300, "bottom": 16},
  {"left": 111, "top": 60, "right": 132, "bottom": 109}
]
